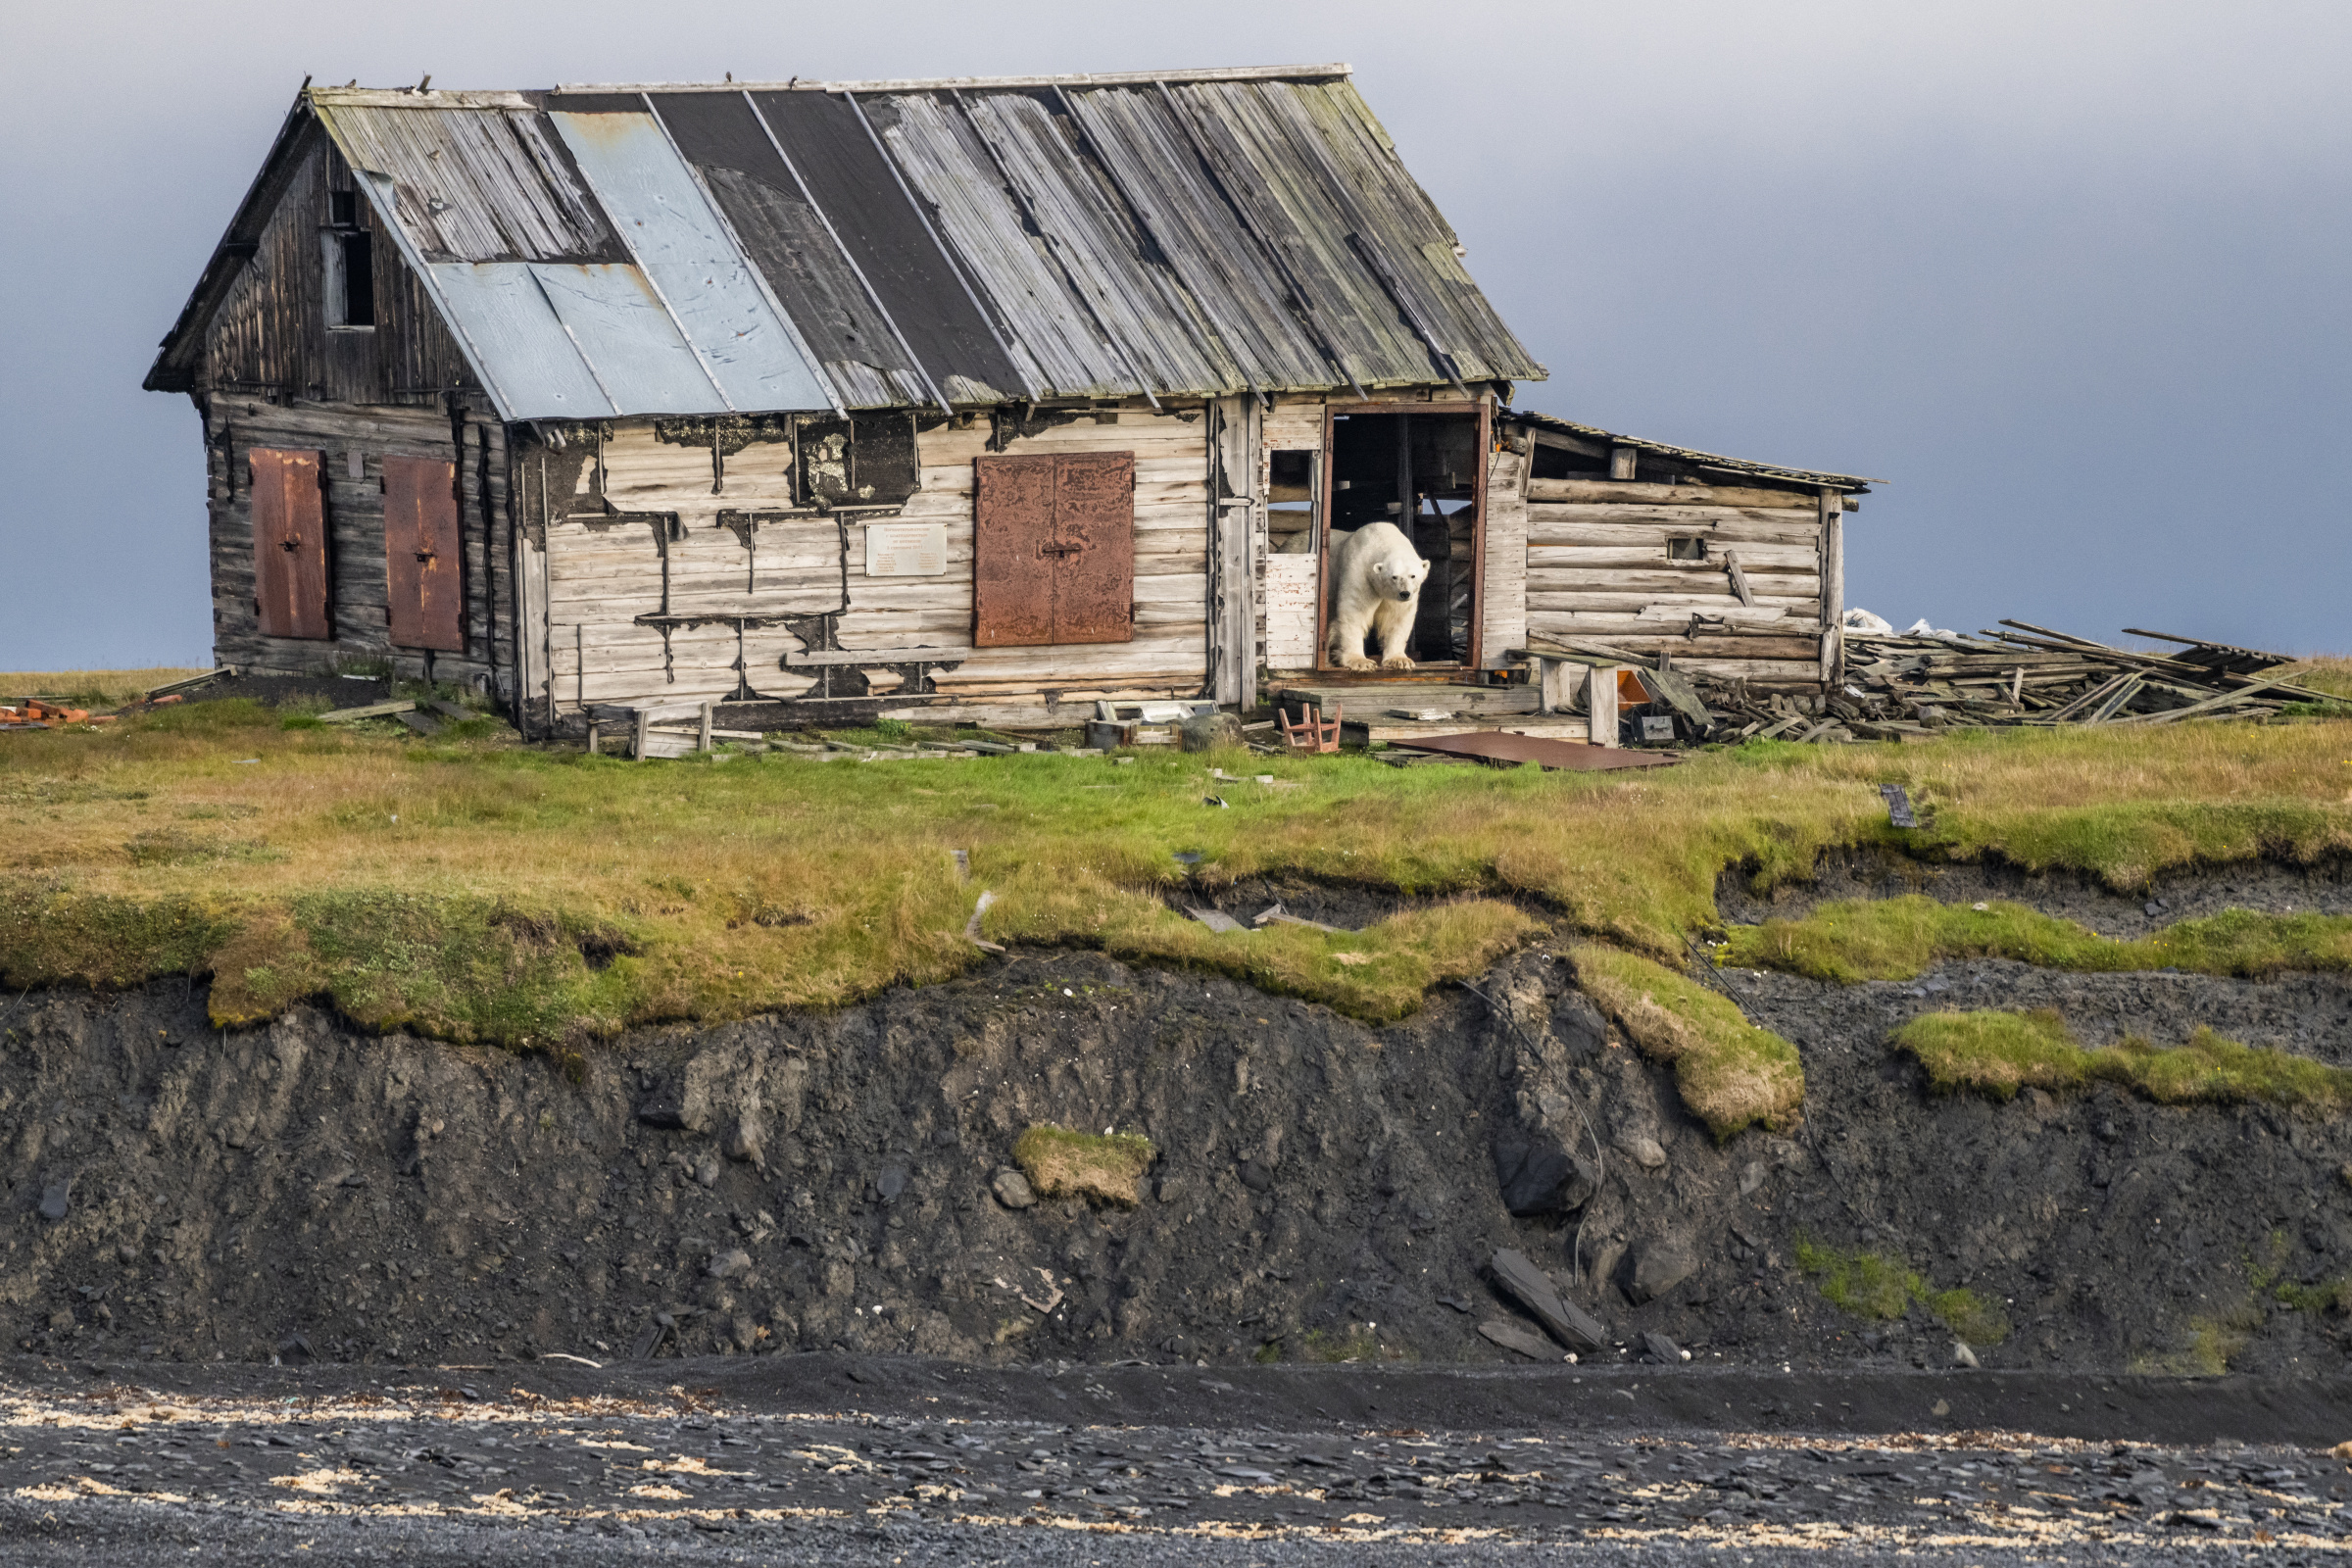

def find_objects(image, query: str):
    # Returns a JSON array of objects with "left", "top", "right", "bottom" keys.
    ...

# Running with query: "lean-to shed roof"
[
  {"left": 149, "top": 66, "right": 1545, "bottom": 421},
  {"left": 1510, "top": 409, "right": 1879, "bottom": 492}
]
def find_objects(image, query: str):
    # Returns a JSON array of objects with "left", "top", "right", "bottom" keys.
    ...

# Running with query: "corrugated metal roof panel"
[
  {"left": 317, "top": 102, "right": 619, "bottom": 263},
  {"left": 422, "top": 261, "right": 615, "bottom": 417},
  {"left": 956, "top": 89, "right": 1243, "bottom": 398},
  {"left": 527, "top": 263, "right": 730, "bottom": 416},
  {"left": 1059, "top": 84, "right": 1337, "bottom": 392},
  {"left": 746, "top": 91, "right": 1026, "bottom": 406},
  {"left": 645, "top": 91, "right": 936, "bottom": 410},
  {"left": 872, "top": 92, "right": 1128, "bottom": 401},
  {"left": 547, "top": 107, "right": 834, "bottom": 414}
]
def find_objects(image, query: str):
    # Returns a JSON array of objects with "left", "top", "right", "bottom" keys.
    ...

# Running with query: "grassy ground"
[
  {"left": 1721, "top": 897, "right": 2352, "bottom": 984},
  {"left": 1011, "top": 1125, "right": 1155, "bottom": 1207},
  {"left": 0, "top": 668, "right": 209, "bottom": 707},
  {"left": 1566, "top": 945, "right": 1804, "bottom": 1138},
  {"left": 1893, "top": 1008, "right": 2352, "bottom": 1112},
  {"left": 0, "top": 690, "right": 2347, "bottom": 1052}
]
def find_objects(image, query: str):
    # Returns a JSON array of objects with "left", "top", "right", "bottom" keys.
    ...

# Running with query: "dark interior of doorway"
[{"left": 1324, "top": 410, "right": 1480, "bottom": 666}]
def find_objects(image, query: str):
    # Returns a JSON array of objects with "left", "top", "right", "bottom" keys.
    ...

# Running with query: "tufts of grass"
[
  {"left": 0, "top": 668, "right": 209, "bottom": 707},
  {"left": 1011, "top": 1124, "right": 1155, "bottom": 1207},
  {"left": 1894, "top": 1008, "right": 2352, "bottom": 1112},
  {"left": 1793, "top": 1233, "right": 2011, "bottom": 1344},
  {"left": 1720, "top": 896, "right": 2352, "bottom": 985},
  {"left": 3, "top": 672, "right": 2351, "bottom": 1049},
  {"left": 1567, "top": 945, "right": 1804, "bottom": 1138}
]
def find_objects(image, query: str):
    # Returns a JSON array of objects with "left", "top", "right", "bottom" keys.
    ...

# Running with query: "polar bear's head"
[{"left": 1367, "top": 553, "right": 1429, "bottom": 604}]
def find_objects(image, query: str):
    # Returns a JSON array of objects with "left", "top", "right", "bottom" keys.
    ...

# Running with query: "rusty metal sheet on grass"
[{"left": 1396, "top": 732, "right": 1680, "bottom": 771}]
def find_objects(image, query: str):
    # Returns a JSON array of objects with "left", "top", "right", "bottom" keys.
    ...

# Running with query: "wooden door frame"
[{"left": 1311, "top": 396, "right": 1492, "bottom": 675}]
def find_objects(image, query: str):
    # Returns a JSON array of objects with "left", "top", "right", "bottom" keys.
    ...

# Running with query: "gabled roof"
[{"left": 149, "top": 66, "right": 1546, "bottom": 420}]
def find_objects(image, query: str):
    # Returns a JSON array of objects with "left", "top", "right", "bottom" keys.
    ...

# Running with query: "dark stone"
[
  {"left": 37, "top": 1179, "right": 71, "bottom": 1223},
  {"left": 1488, "top": 1248, "right": 1604, "bottom": 1351},
  {"left": 1492, "top": 1133, "right": 1596, "bottom": 1216},
  {"left": 1627, "top": 1235, "right": 1698, "bottom": 1304},
  {"left": 876, "top": 1162, "right": 908, "bottom": 1203},
  {"left": 1641, "top": 1330, "right": 1686, "bottom": 1363},
  {"left": 1179, "top": 713, "right": 1243, "bottom": 753},
  {"left": 1238, "top": 1160, "right": 1273, "bottom": 1193}
]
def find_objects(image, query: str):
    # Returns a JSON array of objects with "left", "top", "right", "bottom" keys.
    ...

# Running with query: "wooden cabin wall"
[
  {"left": 526, "top": 409, "right": 1212, "bottom": 717},
  {"left": 1521, "top": 484, "right": 1830, "bottom": 687},
  {"left": 201, "top": 133, "right": 474, "bottom": 408},
  {"left": 203, "top": 392, "right": 513, "bottom": 691}
]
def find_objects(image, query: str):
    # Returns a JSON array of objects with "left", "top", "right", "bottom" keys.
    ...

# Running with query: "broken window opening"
[
  {"left": 1267, "top": 448, "right": 1317, "bottom": 557},
  {"left": 1667, "top": 537, "right": 1709, "bottom": 562},
  {"left": 322, "top": 229, "right": 375, "bottom": 330}
]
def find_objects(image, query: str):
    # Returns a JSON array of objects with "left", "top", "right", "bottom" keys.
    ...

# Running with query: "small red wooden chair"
[{"left": 1279, "top": 702, "right": 1342, "bottom": 754}]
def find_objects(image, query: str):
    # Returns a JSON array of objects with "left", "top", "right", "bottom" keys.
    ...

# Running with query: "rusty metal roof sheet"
[{"left": 151, "top": 68, "right": 1547, "bottom": 415}]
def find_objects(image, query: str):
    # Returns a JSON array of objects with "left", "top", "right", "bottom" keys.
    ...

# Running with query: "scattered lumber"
[{"left": 1687, "top": 621, "right": 2325, "bottom": 745}]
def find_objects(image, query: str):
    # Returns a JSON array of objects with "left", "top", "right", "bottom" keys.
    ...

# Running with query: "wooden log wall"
[
  {"left": 530, "top": 410, "right": 1213, "bottom": 714},
  {"left": 200, "top": 133, "right": 474, "bottom": 409},
  {"left": 203, "top": 392, "right": 512, "bottom": 691},
  {"left": 1521, "top": 473, "right": 1835, "bottom": 686}
]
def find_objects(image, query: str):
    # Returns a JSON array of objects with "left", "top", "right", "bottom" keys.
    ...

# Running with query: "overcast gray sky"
[{"left": 4, "top": 0, "right": 2345, "bottom": 668}]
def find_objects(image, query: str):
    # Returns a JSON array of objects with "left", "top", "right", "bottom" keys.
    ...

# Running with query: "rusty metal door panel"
[
  {"left": 383, "top": 456, "right": 465, "bottom": 652},
  {"left": 1051, "top": 452, "right": 1135, "bottom": 645},
  {"left": 972, "top": 455, "right": 1056, "bottom": 647},
  {"left": 248, "top": 448, "right": 330, "bottom": 640}
]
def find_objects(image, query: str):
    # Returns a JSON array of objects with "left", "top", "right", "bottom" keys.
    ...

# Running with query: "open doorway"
[{"left": 1315, "top": 403, "right": 1488, "bottom": 671}]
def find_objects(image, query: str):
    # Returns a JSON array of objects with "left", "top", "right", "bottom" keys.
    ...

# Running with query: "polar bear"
[{"left": 1325, "top": 521, "right": 1431, "bottom": 670}]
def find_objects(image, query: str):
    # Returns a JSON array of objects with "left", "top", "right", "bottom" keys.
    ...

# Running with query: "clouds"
[{"left": 4, "top": 1, "right": 2346, "bottom": 663}]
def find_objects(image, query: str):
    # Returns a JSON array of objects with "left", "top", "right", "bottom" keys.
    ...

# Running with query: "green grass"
[
  {"left": 1893, "top": 1008, "right": 2352, "bottom": 1112},
  {"left": 1793, "top": 1233, "right": 2011, "bottom": 1344},
  {"left": 1567, "top": 945, "right": 1804, "bottom": 1138},
  {"left": 1721, "top": 896, "right": 2352, "bottom": 984},
  {"left": 1010, "top": 1125, "right": 1156, "bottom": 1207},
  {"left": 0, "top": 678, "right": 2348, "bottom": 1051}
]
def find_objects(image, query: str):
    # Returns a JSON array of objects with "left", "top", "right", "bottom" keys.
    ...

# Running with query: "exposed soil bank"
[{"left": 2, "top": 863, "right": 2348, "bottom": 1377}]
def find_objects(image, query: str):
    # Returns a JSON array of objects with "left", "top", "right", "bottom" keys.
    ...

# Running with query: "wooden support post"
[
  {"left": 699, "top": 701, "right": 714, "bottom": 753},
  {"left": 1535, "top": 658, "right": 1584, "bottom": 716},
  {"left": 1819, "top": 486, "right": 1845, "bottom": 688},
  {"left": 1608, "top": 445, "right": 1638, "bottom": 481},
  {"left": 1587, "top": 663, "right": 1619, "bottom": 746},
  {"left": 586, "top": 724, "right": 599, "bottom": 756},
  {"left": 634, "top": 709, "right": 650, "bottom": 760}
]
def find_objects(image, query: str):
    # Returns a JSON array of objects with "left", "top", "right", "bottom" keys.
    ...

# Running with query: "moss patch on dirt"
[
  {"left": 1567, "top": 945, "right": 1804, "bottom": 1139},
  {"left": 1721, "top": 895, "right": 2352, "bottom": 984},
  {"left": 1011, "top": 1125, "right": 1155, "bottom": 1207},
  {"left": 2, "top": 683, "right": 2349, "bottom": 1047},
  {"left": 1894, "top": 1008, "right": 2352, "bottom": 1112},
  {"left": 1793, "top": 1234, "right": 2012, "bottom": 1345}
]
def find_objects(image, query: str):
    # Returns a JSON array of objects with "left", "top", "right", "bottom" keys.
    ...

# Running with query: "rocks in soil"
[
  {"left": 1178, "top": 712, "right": 1244, "bottom": 752},
  {"left": 706, "top": 1249, "right": 753, "bottom": 1280},
  {"left": 1617, "top": 1134, "right": 1668, "bottom": 1171},
  {"left": 37, "top": 1179, "right": 71, "bottom": 1222},
  {"left": 1478, "top": 1318, "right": 1562, "bottom": 1361},
  {"left": 1640, "top": 1330, "right": 1688, "bottom": 1363},
  {"left": 1488, "top": 1248, "right": 1605, "bottom": 1352},
  {"left": 991, "top": 1169, "right": 1037, "bottom": 1209},
  {"left": 1627, "top": 1234, "right": 1698, "bottom": 1304}
]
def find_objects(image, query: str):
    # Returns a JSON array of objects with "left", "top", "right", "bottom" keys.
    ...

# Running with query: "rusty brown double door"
[{"left": 245, "top": 447, "right": 464, "bottom": 651}]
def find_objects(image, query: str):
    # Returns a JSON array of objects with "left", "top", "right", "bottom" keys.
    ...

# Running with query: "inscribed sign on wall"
[{"left": 863, "top": 521, "right": 948, "bottom": 577}]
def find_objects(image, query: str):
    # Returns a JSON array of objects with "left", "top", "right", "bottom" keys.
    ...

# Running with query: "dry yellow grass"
[
  {"left": 2287, "top": 657, "right": 2352, "bottom": 702},
  {"left": 0, "top": 692, "right": 2347, "bottom": 1048},
  {"left": 1011, "top": 1125, "right": 1155, "bottom": 1206},
  {"left": 0, "top": 668, "right": 209, "bottom": 706}
]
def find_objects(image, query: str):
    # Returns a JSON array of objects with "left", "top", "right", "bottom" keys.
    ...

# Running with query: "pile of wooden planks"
[{"left": 1698, "top": 621, "right": 2329, "bottom": 743}]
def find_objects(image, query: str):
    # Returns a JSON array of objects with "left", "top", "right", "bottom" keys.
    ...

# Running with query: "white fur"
[{"left": 1325, "top": 521, "right": 1430, "bottom": 670}]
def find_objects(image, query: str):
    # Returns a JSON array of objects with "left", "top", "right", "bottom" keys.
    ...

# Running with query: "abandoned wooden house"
[{"left": 145, "top": 65, "right": 1874, "bottom": 742}]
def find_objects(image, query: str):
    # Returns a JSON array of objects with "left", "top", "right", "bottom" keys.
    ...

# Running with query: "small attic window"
[
  {"left": 1667, "top": 536, "right": 1708, "bottom": 562},
  {"left": 322, "top": 230, "right": 375, "bottom": 330},
  {"left": 328, "top": 189, "right": 359, "bottom": 227}
]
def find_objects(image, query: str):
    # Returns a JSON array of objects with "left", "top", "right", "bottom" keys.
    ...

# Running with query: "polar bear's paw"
[
  {"left": 1337, "top": 652, "right": 1378, "bottom": 671},
  {"left": 1378, "top": 653, "right": 1415, "bottom": 670}
]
